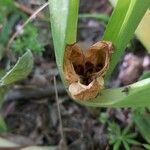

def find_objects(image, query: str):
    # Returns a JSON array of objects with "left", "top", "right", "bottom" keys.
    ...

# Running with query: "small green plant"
[
  {"left": 98, "top": 112, "right": 109, "bottom": 124},
  {"left": 98, "top": 112, "right": 141, "bottom": 150},
  {"left": 0, "top": 0, "right": 45, "bottom": 56},
  {"left": 12, "top": 24, "right": 44, "bottom": 55},
  {"left": 108, "top": 122, "right": 140, "bottom": 150}
]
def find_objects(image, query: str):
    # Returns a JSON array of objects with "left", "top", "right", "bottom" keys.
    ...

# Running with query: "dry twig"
[
  {"left": 14, "top": 2, "right": 48, "bottom": 21},
  {"left": 53, "top": 76, "right": 68, "bottom": 150}
]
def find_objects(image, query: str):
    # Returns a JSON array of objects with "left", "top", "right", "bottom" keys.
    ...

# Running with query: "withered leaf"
[{"left": 64, "top": 41, "right": 113, "bottom": 101}]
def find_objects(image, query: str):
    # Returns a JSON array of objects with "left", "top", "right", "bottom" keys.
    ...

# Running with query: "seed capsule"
[{"left": 64, "top": 41, "right": 113, "bottom": 101}]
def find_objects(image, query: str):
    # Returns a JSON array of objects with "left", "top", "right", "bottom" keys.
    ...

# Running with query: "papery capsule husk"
[{"left": 64, "top": 41, "right": 113, "bottom": 101}]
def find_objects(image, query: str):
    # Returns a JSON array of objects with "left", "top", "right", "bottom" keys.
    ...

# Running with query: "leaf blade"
[
  {"left": 77, "top": 78, "right": 150, "bottom": 107},
  {"left": 49, "top": 0, "right": 79, "bottom": 76},
  {"left": 0, "top": 50, "right": 33, "bottom": 86},
  {"left": 103, "top": 0, "right": 150, "bottom": 79}
]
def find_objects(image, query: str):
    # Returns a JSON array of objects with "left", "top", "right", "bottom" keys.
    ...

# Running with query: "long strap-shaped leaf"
[
  {"left": 109, "top": 1, "right": 150, "bottom": 53},
  {"left": 78, "top": 78, "right": 150, "bottom": 107},
  {"left": 103, "top": 0, "right": 150, "bottom": 79},
  {"left": 49, "top": 0, "right": 150, "bottom": 107},
  {"left": 49, "top": 0, "right": 79, "bottom": 78}
]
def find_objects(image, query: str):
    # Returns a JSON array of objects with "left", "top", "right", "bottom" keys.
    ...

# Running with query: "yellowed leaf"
[{"left": 136, "top": 10, "right": 150, "bottom": 52}]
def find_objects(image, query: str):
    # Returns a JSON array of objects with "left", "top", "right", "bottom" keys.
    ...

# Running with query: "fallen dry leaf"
[{"left": 64, "top": 41, "right": 113, "bottom": 101}]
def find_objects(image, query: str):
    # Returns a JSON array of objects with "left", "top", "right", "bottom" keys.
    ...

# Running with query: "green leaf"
[
  {"left": 110, "top": 0, "right": 150, "bottom": 53},
  {"left": 125, "top": 139, "right": 140, "bottom": 145},
  {"left": 0, "top": 50, "right": 33, "bottom": 86},
  {"left": 49, "top": 0, "right": 68, "bottom": 70},
  {"left": 48, "top": 0, "right": 79, "bottom": 86},
  {"left": 125, "top": 133, "right": 137, "bottom": 139},
  {"left": 0, "top": 0, "right": 14, "bottom": 6},
  {"left": 79, "top": 13, "right": 109, "bottom": 23},
  {"left": 143, "top": 144, "right": 150, "bottom": 150},
  {"left": 0, "top": 13, "right": 19, "bottom": 60},
  {"left": 123, "top": 141, "right": 130, "bottom": 150},
  {"left": 103, "top": 0, "right": 150, "bottom": 79},
  {"left": 77, "top": 78, "right": 150, "bottom": 107},
  {"left": 0, "top": 14, "right": 19, "bottom": 45},
  {"left": 133, "top": 110, "right": 150, "bottom": 143},
  {"left": 139, "top": 71, "right": 150, "bottom": 80},
  {"left": 122, "top": 125, "right": 130, "bottom": 136},
  {"left": 0, "top": 115, "right": 7, "bottom": 132},
  {"left": 49, "top": 0, "right": 79, "bottom": 77},
  {"left": 65, "top": 0, "right": 79, "bottom": 44},
  {"left": 113, "top": 140, "right": 121, "bottom": 150},
  {"left": 135, "top": 10, "right": 150, "bottom": 53}
]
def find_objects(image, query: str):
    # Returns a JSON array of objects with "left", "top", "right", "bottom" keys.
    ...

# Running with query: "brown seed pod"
[{"left": 63, "top": 41, "right": 113, "bottom": 101}]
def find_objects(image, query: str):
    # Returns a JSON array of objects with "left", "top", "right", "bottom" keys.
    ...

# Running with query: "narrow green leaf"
[
  {"left": 143, "top": 144, "right": 150, "bottom": 150},
  {"left": 109, "top": 0, "right": 150, "bottom": 52},
  {"left": 139, "top": 71, "right": 150, "bottom": 80},
  {"left": 113, "top": 140, "right": 121, "bottom": 150},
  {"left": 122, "top": 125, "right": 130, "bottom": 136},
  {"left": 110, "top": 1, "right": 150, "bottom": 53},
  {"left": 49, "top": 0, "right": 69, "bottom": 71},
  {"left": 49, "top": 0, "right": 79, "bottom": 77},
  {"left": 103, "top": 0, "right": 150, "bottom": 79},
  {"left": 103, "top": 0, "right": 131, "bottom": 46},
  {"left": 125, "top": 133, "right": 137, "bottom": 139},
  {"left": 77, "top": 78, "right": 150, "bottom": 107},
  {"left": 125, "top": 139, "right": 140, "bottom": 145},
  {"left": 133, "top": 110, "right": 150, "bottom": 143},
  {"left": 65, "top": 0, "right": 79, "bottom": 44},
  {"left": 109, "top": 138, "right": 117, "bottom": 145},
  {"left": 0, "top": 115, "right": 7, "bottom": 132},
  {"left": 0, "top": 13, "right": 19, "bottom": 60},
  {"left": 0, "top": 14, "right": 19, "bottom": 45},
  {"left": 0, "top": 50, "right": 33, "bottom": 86},
  {"left": 123, "top": 141, "right": 130, "bottom": 150},
  {"left": 79, "top": 13, "right": 109, "bottom": 23},
  {"left": 135, "top": 10, "right": 150, "bottom": 53}
]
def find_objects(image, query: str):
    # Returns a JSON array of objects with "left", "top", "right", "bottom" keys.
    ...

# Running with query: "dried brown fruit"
[{"left": 64, "top": 41, "right": 113, "bottom": 101}]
